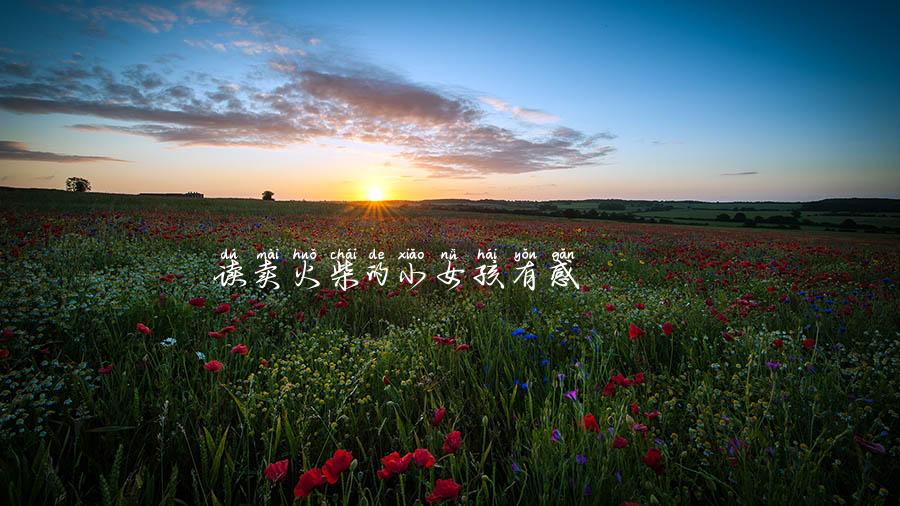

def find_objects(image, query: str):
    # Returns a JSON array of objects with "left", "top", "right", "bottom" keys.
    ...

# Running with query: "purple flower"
[
  {"left": 727, "top": 437, "right": 747, "bottom": 456},
  {"left": 557, "top": 373, "right": 566, "bottom": 382},
  {"left": 576, "top": 454, "right": 587, "bottom": 465},
  {"left": 511, "top": 462, "right": 522, "bottom": 474},
  {"left": 583, "top": 484, "right": 593, "bottom": 497},
  {"left": 614, "top": 470, "right": 622, "bottom": 482},
  {"left": 564, "top": 389, "right": 578, "bottom": 400},
  {"left": 766, "top": 360, "right": 782, "bottom": 371},
  {"left": 551, "top": 428, "right": 561, "bottom": 443},
  {"left": 854, "top": 434, "right": 886, "bottom": 455}
]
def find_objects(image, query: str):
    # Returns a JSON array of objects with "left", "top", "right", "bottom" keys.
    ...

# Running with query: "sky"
[{"left": 0, "top": 0, "right": 898, "bottom": 201}]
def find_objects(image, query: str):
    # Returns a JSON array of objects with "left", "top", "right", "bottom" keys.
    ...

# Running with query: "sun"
[{"left": 366, "top": 186, "right": 385, "bottom": 201}]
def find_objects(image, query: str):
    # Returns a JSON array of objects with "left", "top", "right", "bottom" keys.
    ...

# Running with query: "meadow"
[{"left": 0, "top": 189, "right": 897, "bottom": 505}]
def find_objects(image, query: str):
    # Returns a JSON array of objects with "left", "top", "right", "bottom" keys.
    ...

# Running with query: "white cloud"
[{"left": 480, "top": 96, "right": 560, "bottom": 124}]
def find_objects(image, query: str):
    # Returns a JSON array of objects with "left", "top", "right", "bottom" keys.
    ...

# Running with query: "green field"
[{"left": 0, "top": 188, "right": 897, "bottom": 505}]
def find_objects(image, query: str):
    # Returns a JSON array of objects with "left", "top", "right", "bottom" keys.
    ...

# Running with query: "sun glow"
[{"left": 366, "top": 186, "right": 385, "bottom": 201}]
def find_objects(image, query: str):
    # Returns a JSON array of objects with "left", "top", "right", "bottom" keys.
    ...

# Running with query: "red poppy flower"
[
  {"left": 412, "top": 448, "right": 436, "bottom": 469},
  {"left": 431, "top": 406, "right": 446, "bottom": 426},
  {"left": 802, "top": 338, "right": 815, "bottom": 349},
  {"left": 426, "top": 478, "right": 461, "bottom": 504},
  {"left": 605, "top": 303, "right": 616, "bottom": 312},
  {"left": 772, "top": 338, "right": 784, "bottom": 349},
  {"left": 581, "top": 412, "right": 600, "bottom": 432},
  {"left": 611, "top": 373, "right": 632, "bottom": 387},
  {"left": 432, "top": 335, "right": 456, "bottom": 346},
  {"left": 628, "top": 323, "right": 644, "bottom": 341},
  {"left": 0, "top": 349, "right": 9, "bottom": 359},
  {"left": 98, "top": 364, "right": 114, "bottom": 375},
  {"left": 293, "top": 467, "right": 325, "bottom": 498},
  {"left": 635, "top": 303, "right": 645, "bottom": 310},
  {"left": 136, "top": 323, "right": 152, "bottom": 335},
  {"left": 203, "top": 360, "right": 223, "bottom": 373},
  {"left": 208, "top": 331, "right": 225, "bottom": 339},
  {"left": 214, "top": 303, "right": 231, "bottom": 314},
  {"left": 230, "top": 343, "right": 249, "bottom": 355},
  {"left": 602, "top": 380, "right": 617, "bottom": 397},
  {"left": 220, "top": 325, "right": 237, "bottom": 334},
  {"left": 633, "top": 372, "right": 645, "bottom": 385},
  {"left": 264, "top": 459, "right": 289, "bottom": 482},
  {"left": 322, "top": 449, "right": 353, "bottom": 484},
  {"left": 1, "top": 327, "right": 12, "bottom": 338},
  {"left": 188, "top": 297, "right": 207, "bottom": 308},
  {"left": 642, "top": 448, "right": 665, "bottom": 475},
  {"left": 377, "top": 451, "right": 413, "bottom": 479},
  {"left": 613, "top": 436, "right": 629, "bottom": 448},
  {"left": 454, "top": 343, "right": 471, "bottom": 352},
  {"left": 442, "top": 431, "right": 462, "bottom": 454},
  {"left": 662, "top": 321, "right": 673, "bottom": 336}
]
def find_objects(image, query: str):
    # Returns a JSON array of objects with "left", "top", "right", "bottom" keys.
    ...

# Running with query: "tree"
[
  {"left": 716, "top": 213, "right": 731, "bottom": 221},
  {"left": 262, "top": 191, "right": 274, "bottom": 201},
  {"left": 66, "top": 177, "right": 91, "bottom": 192},
  {"left": 733, "top": 212, "right": 747, "bottom": 222}
]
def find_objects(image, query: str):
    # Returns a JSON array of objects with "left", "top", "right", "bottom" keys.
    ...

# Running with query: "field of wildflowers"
[{"left": 0, "top": 203, "right": 897, "bottom": 505}]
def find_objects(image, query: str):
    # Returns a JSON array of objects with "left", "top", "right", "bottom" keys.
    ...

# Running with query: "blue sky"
[{"left": 0, "top": 0, "right": 898, "bottom": 200}]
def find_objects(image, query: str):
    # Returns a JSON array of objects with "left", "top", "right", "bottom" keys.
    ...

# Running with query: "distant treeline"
[
  {"left": 800, "top": 198, "right": 900, "bottom": 213},
  {"left": 427, "top": 204, "right": 676, "bottom": 225},
  {"left": 423, "top": 204, "right": 899, "bottom": 234}
]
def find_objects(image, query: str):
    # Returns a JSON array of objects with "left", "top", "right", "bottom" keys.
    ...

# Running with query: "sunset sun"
[{"left": 367, "top": 186, "right": 385, "bottom": 201}]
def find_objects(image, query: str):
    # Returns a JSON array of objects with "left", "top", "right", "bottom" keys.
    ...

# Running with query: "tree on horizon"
[{"left": 66, "top": 177, "right": 91, "bottom": 192}]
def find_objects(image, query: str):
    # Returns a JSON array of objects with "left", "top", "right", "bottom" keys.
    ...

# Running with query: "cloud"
[
  {"left": 721, "top": 171, "right": 759, "bottom": 176},
  {"left": 51, "top": 3, "right": 178, "bottom": 34},
  {"left": 0, "top": 38, "right": 613, "bottom": 176},
  {"left": 184, "top": 39, "right": 228, "bottom": 52},
  {"left": 0, "top": 141, "right": 128, "bottom": 163},
  {"left": 480, "top": 96, "right": 560, "bottom": 124},
  {"left": 299, "top": 70, "right": 478, "bottom": 126},
  {"left": 184, "top": 0, "right": 244, "bottom": 16},
  {"left": 231, "top": 40, "right": 305, "bottom": 56},
  {"left": 0, "top": 59, "right": 32, "bottom": 78}
]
